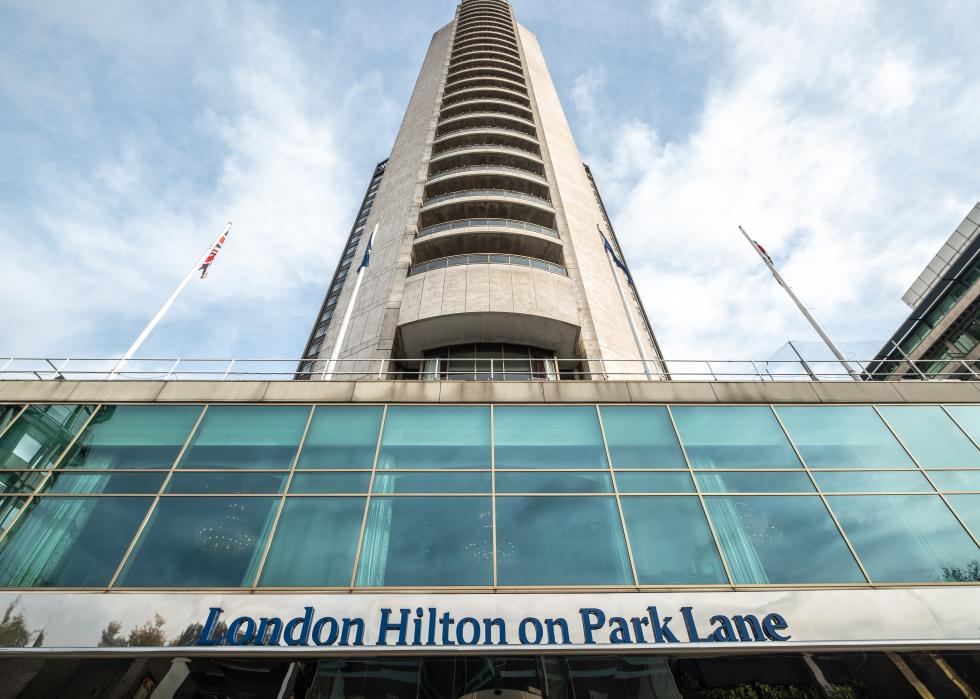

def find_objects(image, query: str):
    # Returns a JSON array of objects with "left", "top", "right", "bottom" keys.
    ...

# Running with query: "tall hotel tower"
[{"left": 302, "top": 0, "right": 663, "bottom": 380}]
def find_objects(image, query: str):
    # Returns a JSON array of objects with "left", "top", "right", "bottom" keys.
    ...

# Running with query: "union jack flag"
[
  {"left": 199, "top": 227, "right": 230, "bottom": 278},
  {"left": 753, "top": 239, "right": 773, "bottom": 265}
]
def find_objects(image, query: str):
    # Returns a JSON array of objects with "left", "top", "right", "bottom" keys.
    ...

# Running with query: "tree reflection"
[
  {"left": 0, "top": 601, "right": 29, "bottom": 647},
  {"left": 97, "top": 615, "right": 229, "bottom": 648},
  {"left": 940, "top": 560, "right": 980, "bottom": 582}
]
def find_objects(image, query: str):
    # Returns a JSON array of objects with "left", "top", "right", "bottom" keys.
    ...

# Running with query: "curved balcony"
[
  {"left": 442, "top": 86, "right": 531, "bottom": 109},
  {"left": 437, "top": 113, "right": 536, "bottom": 138},
  {"left": 418, "top": 193, "right": 556, "bottom": 229},
  {"left": 426, "top": 164, "right": 549, "bottom": 190},
  {"left": 454, "top": 34, "right": 518, "bottom": 52},
  {"left": 457, "top": 19, "right": 513, "bottom": 35},
  {"left": 448, "top": 64, "right": 525, "bottom": 83},
  {"left": 450, "top": 50, "right": 522, "bottom": 70},
  {"left": 422, "top": 188, "right": 552, "bottom": 211},
  {"left": 431, "top": 128, "right": 540, "bottom": 158},
  {"left": 444, "top": 76, "right": 527, "bottom": 96},
  {"left": 440, "top": 97, "right": 532, "bottom": 121},
  {"left": 428, "top": 145, "right": 545, "bottom": 178},
  {"left": 452, "top": 43, "right": 520, "bottom": 61},
  {"left": 413, "top": 218, "right": 562, "bottom": 265},
  {"left": 459, "top": 9, "right": 511, "bottom": 21},
  {"left": 455, "top": 26, "right": 515, "bottom": 41},
  {"left": 409, "top": 254, "right": 567, "bottom": 278}
]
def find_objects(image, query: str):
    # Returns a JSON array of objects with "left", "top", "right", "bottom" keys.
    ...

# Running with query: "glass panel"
[
  {"left": 118, "top": 496, "right": 278, "bottom": 587},
  {"left": 378, "top": 406, "right": 490, "bottom": 469},
  {"left": 948, "top": 495, "right": 980, "bottom": 545},
  {"left": 495, "top": 496, "right": 632, "bottom": 585},
  {"left": 180, "top": 406, "right": 309, "bottom": 469},
  {"left": 615, "top": 471, "right": 695, "bottom": 493},
  {"left": 289, "top": 472, "right": 372, "bottom": 494},
  {"left": 878, "top": 406, "right": 980, "bottom": 468},
  {"left": 311, "top": 660, "right": 420, "bottom": 699},
  {"left": 0, "top": 405, "right": 22, "bottom": 436},
  {"left": 829, "top": 495, "right": 980, "bottom": 582},
  {"left": 813, "top": 471, "right": 933, "bottom": 493},
  {"left": 494, "top": 406, "right": 607, "bottom": 469},
  {"left": 672, "top": 407, "right": 801, "bottom": 469},
  {"left": 0, "top": 496, "right": 28, "bottom": 537},
  {"left": 929, "top": 470, "right": 980, "bottom": 492},
  {"left": 43, "top": 472, "right": 166, "bottom": 494},
  {"left": 599, "top": 406, "right": 686, "bottom": 469},
  {"left": 0, "top": 404, "right": 95, "bottom": 470},
  {"left": 259, "top": 497, "right": 365, "bottom": 586},
  {"left": 62, "top": 405, "right": 201, "bottom": 469},
  {"left": 355, "top": 496, "right": 492, "bottom": 586},
  {"left": 165, "top": 472, "right": 287, "bottom": 494},
  {"left": 0, "top": 496, "right": 152, "bottom": 587},
  {"left": 297, "top": 406, "right": 382, "bottom": 469},
  {"left": 945, "top": 406, "right": 980, "bottom": 444},
  {"left": 371, "top": 472, "right": 490, "bottom": 493},
  {"left": 695, "top": 471, "right": 815, "bottom": 493},
  {"left": 621, "top": 496, "right": 727, "bottom": 584},
  {"left": 495, "top": 471, "right": 612, "bottom": 493},
  {"left": 0, "top": 471, "right": 46, "bottom": 493},
  {"left": 776, "top": 406, "right": 914, "bottom": 468},
  {"left": 705, "top": 496, "right": 864, "bottom": 584}
]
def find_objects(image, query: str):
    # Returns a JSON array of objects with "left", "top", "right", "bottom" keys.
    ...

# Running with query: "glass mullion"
[
  {"left": 350, "top": 405, "right": 388, "bottom": 587},
  {"left": 595, "top": 404, "right": 638, "bottom": 586}
]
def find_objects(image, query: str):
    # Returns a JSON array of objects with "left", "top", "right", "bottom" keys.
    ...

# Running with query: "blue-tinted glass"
[
  {"left": 180, "top": 406, "right": 309, "bottom": 469},
  {"left": 948, "top": 495, "right": 980, "bottom": 544},
  {"left": 166, "top": 472, "right": 287, "bottom": 494},
  {"left": 0, "top": 471, "right": 46, "bottom": 493},
  {"left": 878, "top": 406, "right": 980, "bottom": 468},
  {"left": 705, "top": 496, "right": 864, "bottom": 584},
  {"left": 355, "top": 496, "right": 492, "bottom": 586},
  {"left": 928, "top": 470, "right": 980, "bottom": 492},
  {"left": 621, "top": 496, "right": 727, "bottom": 584},
  {"left": 0, "top": 496, "right": 152, "bottom": 587},
  {"left": 615, "top": 471, "right": 695, "bottom": 493},
  {"left": 813, "top": 471, "right": 933, "bottom": 493},
  {"left": 829, "top": 495, "right": 980, "bottom": 582},
  {"left": 290, "top": 472, "right": 372, "bottom": 494},
  {"left": 776, "top": 406, "right": 914, "bottom": 468},
  {"left": 378, "top": 406, "right": 490, "bottom": 469},
  {"left": 599, "top": 406, "right": 686, "bottom": 469},
  {"left": 695, "top": 472, "right": 814, "bottom": 493},
  {"left": 371, "top": 472, "right": 490, "bottom": 493},
  {"left": 495, "top": 496, "right": 632, "bottom": 585},
  {"left": 0, "top": 405, "right": 22, "bottom": 436},
  {"left": 43, "top": 472, "right": 166, "bottom": 494},
  {"left": 672, "top": 407, "right": 801, "bottom": 469},
  {"left": 0, "top": 496, "right": 28, "bottom": 537},
  {"left": 118, "top": 496, "right": 278, "bottom": 587},
  {"left": 62, "top": 405, "right": 201, "bottom": 469},
  {"left": 0, "top": 404, "right": 95, "bottom": 470},
  {"left": 495, "top": 472, "right": 612, "bottom": 493},
  {"left": 260, "top": 497, "right": 365, "bottom": 586},
  {"left": 297, "top": 406, "right": 382, "bottom": 469},
  {"left": 944, "top": 406, "right": 980, "bottom": 444},
  {"left": 494, "top": 406, "right": 607, "bottom": 469}
]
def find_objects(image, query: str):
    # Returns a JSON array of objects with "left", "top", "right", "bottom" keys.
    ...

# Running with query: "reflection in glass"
[
  {"left": 944, "top": 405, "right": 980, "bottom": 445},
  {"left": 813, "top": 471, "right": 933, "bottom": 493},
  {"left": 0, "top": 405, "right": 22, "bottom": 437},
  {"left": 495, "top": 471, "right": 611, "bottom": 493},
  {"left": 615, "top": 471, "right": 695, "bottom": 493},
  {"left": 695, "top": 471, "right": 814, "bottom": 493},
  {"left": 297, "top": 406, "right": 382, "bottom": 469},
  {"left": 495, "top": 496, "right": 632, "bottom": 585},
  {"left": 166, "top": 472, "right": 287, "bottom": 494},
  {"left": 878, "top": 406, "right": 980, "bottom": 468},
  {"left": 494, "top": 406, "right": 607, "bottom": 469},
  {"left": 0, "top": 471, "right": 46, "bottom": 493},
  {"left": 0, "top": 404, "right": 95, "bottom": 470},
  {"left": 599, "top": 406, "right": 686, "bottom": 468},
  {"left": 0, "top": 496, "right": 27, "bottom": 537},
  {"left": 672, "top": 407, "right": 801, "bottom": 469},
  {"left": 705, "top": 496, "right": 864, "bottom": 584},
  {"left": 260, "top": 497, "right": 365, "bottom": 586},
  {"left": 777, "top": 406, "right": 914, "bottom": 468},
  {"left": 311, "top": 660, "right": 420, "bottom": 699},
  {"left": 0, "top": 497, "right": 152, "bottom": 587},
  {"left": 355, "top": 496, "right": 492, "bottom": 586},
  {"left": 371, "top": 472, "right": 490, "bottom": 493},
  {"left": 948, "top": 495, "right": 980, "bottom": 544},
  {"left": 928, "top": 470, "right": 980, "bottom": 492},
  {"left": 621, "top": 496, "right": 727, "bottom": 584},
  {"left": 118, "top": 496, "right": 278, "bottom": 587},
  {"left": 180, "top": 406, "right": 309, "bottom": 469},
  {"left": 290, "top": 472, "right": 372, "bottom": 494},
  {"left": 62, "top": 405, "right": 201, "bottom": 469},
  {"left": 378, "top": 406, "right": 490, "bottom": 469},
  {"left": 43, "top": 472, "right": 166, "bottom": 494},
  {"left": 829, "top": 495, "right": 980, "bottom": 582}
]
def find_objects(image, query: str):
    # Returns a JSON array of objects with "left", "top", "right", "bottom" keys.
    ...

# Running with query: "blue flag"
[
  {"left": 598, "top": 226, "right": 633, "bottom": 285},
  {"left": 358, "top": 232, "right": 374, "bottom": 271}
]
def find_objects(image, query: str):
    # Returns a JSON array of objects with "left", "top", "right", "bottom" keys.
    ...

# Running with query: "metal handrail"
[
  {"left": 416, "top": 218, "right": 559, "bottom": 239},
  {"left": 442, "top": 87, "right": 530, "bottom": 108},
  {"left": 408, "top": 253, "right": 567, "bottom": 277},
  {"left": 433, "top": 126, "right": 536, "bottom": 144},
  {"left": 421, "top": 189, "right": 552, "bottom": 208},
  {"left": 430, "top": 142, "right": 542, "bottom": 159},
  {"left": 447, "top": 65, "right": 525, "bottom": 82},
  {"left": 444, "top": 77, "right": 528, "bottom": 96},
  {"left": 427, "top": 164, "right": 547, "bottom": 183},
  {"left": 438, "top": 114, "right": 536, "bottom": 134},
  {"left": 440, "top": 97, "right": 532, "bottom": 117}
]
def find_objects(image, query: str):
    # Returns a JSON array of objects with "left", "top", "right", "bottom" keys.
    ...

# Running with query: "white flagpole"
[
  {"left": 600, "top": 226, "right": 656, "bottom": 380},
  {"left": 738, "top": 225, "right": 861, "bottom": 380},
  {"left": 323, "top": 224, "right": 377, "bottom": 381},
  {"left": 108, "top": 222, "right": 231, "bottom": 379}
]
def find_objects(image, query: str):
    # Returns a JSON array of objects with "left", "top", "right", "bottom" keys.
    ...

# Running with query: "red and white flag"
[
  {"left": 199, "top": 227, "right": 229, "bottom": 278},
  {"left": 753, "top": 239, "right": 773, "bottom": 265}
]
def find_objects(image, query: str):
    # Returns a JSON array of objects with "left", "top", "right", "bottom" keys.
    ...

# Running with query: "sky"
[{"left": 1, "top": 0, "right": 978, "bottom": 365}]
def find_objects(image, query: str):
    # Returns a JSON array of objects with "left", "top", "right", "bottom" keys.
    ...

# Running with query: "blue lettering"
[
  {"left": 456, "top": 617, "right": 480, "bottom": 645},
  {"left": 630, "top": 616, "right": 649, "bottom": 644},
  {"left": 762, "top": 613, "right": 790, "bottom": 641},
  {"left": 312, "top": 617, "right": 339, "bottom": 646},
  {"left": 545, "top": 617, "right": 570, "bottom": 645},
  {"left": 681, "top": 607, "right": 711, "bottom": 642},
  {"left": 256, "top": 617, "right": 283, "bottom": 646},
  {"left": 732, "top": 614, "right": 766, "bottom": 642},
  {"left": 709, "top": 615, "right": 736, "bottom": 642},
  {"left": 483, "top": 617, "right": 507, "bottom": 646},
  {"left": 198, "top": 607, "right": 224, "bottom": 646},
  {"left": 646, "top": 606, "right": 679, "bottom": 643},
  {"left": 518, "top": 617, "right": 543, "bottom": 644},
  {"left": 226, "top": 616, "right": 256, "bottom": 646},
  {"left": 284, "top": 607, "right": 314, "bottom": 646},
  {"left": 341, "top": 617, "right": 365, "bottom": 646},
  {"left": 608, "top": 616, "right": 632, "bottom": 644},
  {"left": 377, "top": 608, "right": 409, "bottom": 646},
  {"left": 579, "top": 608, "right": 605, "bottom": 644}
]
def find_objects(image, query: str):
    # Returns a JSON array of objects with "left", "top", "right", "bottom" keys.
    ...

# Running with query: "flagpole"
[
  {"left": 738, "top": 225, "right": 861, "bottom": 380},
  {"left": 108, "top": 222, "right": 231, "bottom": 379},
  {"left": 323, "top": 223, "right": 377, "bottom": 381},
  {"left": 599, "top": 226, "right": 656, "bottom": 380}
]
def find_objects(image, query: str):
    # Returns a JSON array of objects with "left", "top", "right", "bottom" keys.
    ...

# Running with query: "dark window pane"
[
  {"left": 695, "top": 471, "right": 815, "bottom": 493},
  {"left": 62, "top": 405, "right": 201, "bottom": 470},
  {"left": 494, "top": 406, "right": 607, "bottom": 469},
  {"left": 0, "top": 404, "right": 95, "bottom": 470},
  {"left": 672, "top": 407, "right": 801, "bottom": 469},
  {"left": 118, "top": 497, "right": 278, "bottom": 587},
  {"left": 829, "top": 495, "right": 980, "bottom": 582},
  {"left": 496, "top": 496, "right": 632, "bottom": 585},
  {"left": 705, "top": 496, "right": 864, "bottom": 584},
  {"left": 0, "top": 496, "right": 152, "bottom": 587},
  {"left": 813, "top": 471, "right": 933, "bottom": 493},
  {"left": 878, "top": 406, "right": 980, "bottom": 468},
  {"left": 165, "top": 472, "right": 287, "bottom": 494},
  {"left": 495, "top": 471, "right": 612, "bottom": 493},
  {"left": 355, "top": 496, "right": 491, "bottom": 586},
  {"left": 621, "top": 496, "right": 727, "bottom": 584},
  {"left": 371, "top": 472, "right": 490, "bottom": 493},
  {"left": 378, "top": 406, "right": 490, "bottom": 469},
  {"left": 43, "top": 472, "right": 166, "bottom": 494},
  {"left": 600, "top": 406, "right": 686, "bottom": 468},
  {"left": 260, "top": 497, "right": 365, "bottom": 587},
  {"left": 311, "top": 660, "right": 420, "bottom": 699},
  {"left": 615, "top": 471, "right": 695, "bottom": 493},
  {"left": 776, "top": 406, "right": 914, "bottom": 468},
  {"left": 297, "top": 406, "right": 382, "bottom": 469},
  {"left": 180, "top": 406, "right": 309, "bottom": 469},
  {"left": 929, "top": 470, "right": 980, "bottom": 492},
  {"left": 289, "top": 472, "right": 372, "bottom": 494}
]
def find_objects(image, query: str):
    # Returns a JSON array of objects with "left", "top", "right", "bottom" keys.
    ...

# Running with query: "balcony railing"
[
  {"left": 422, "top": 188, "right": 552, "bottom": 209},
  {"left": 408, "top": 253, "right": 567, "bottom": 277},
  {"left": 427, "top": 164, "right": 547, "bottom": 184},
  {"left": 417, "top": 218, "right": 559, "bottom": 239}
]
